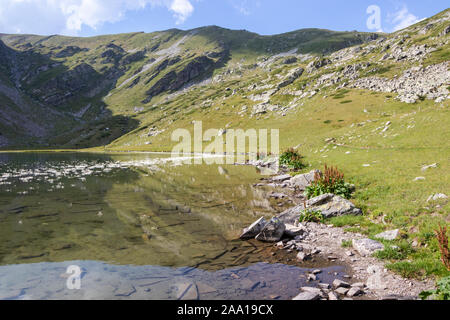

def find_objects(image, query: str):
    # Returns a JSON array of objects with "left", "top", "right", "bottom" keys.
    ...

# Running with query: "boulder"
[
  {"left": 288, "top": 170, "right": 320, "bottom": 190},
  {"left": 332, "top": 279, "right": 350, "bottom": 289},
  {"left": 307, "top": 194, "right": 362, "bottom": 218},
  {"left": 277, "top": 193, "right": 362, "bottom": 224},
  {"left": 374, "top": 229, "right": 400, "bottom": 241},
  {"left": 352, "top": 239, "right": 384, "bottom": 257},
  {"left": 255, "top": 217, "right": 286, "bottom": 242},
  {"left": 240, "top": 217, "right": 267, "bottom": 240}
]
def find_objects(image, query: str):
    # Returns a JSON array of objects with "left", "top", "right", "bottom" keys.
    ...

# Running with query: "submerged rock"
[{"left": 255, "top": 217, "right": 286, "bottom": 242}]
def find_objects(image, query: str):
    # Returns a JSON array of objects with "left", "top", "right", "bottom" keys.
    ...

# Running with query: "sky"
[{"left": 0, "top": 0, "right": 448, "bottom": 37}]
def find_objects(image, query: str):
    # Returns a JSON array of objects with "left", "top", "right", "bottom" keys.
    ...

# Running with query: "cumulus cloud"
[
  {"left": 389, "top": 5, "right": 423, "bottom": 32},
  {"left": 0, "top": 0, "right": 195, "bottom": 35},
  {"left": 229, "top": 0, "right": 261, "bottom": 16}
]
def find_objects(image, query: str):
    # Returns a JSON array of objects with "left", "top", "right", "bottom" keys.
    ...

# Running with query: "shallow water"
[{"left": 0, "top": 152, "right": 349, "bottom": 300}]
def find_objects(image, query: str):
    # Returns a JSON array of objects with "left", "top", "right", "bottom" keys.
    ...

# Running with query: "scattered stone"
[
  {"left": 328, "top": 291, "right": 339, "bottom": 300},
  {"left": 427, "top": 193, "right": 448, "bottom": 202},
  {"left": 335, "top": 287, "right": 349, "bottom": 295},
  {"left": 240, "top": 217, "right": 267, "bottom": 240},
  {"left": 351, "top": 283, "right": 365, "bottom": 288},
  {"left": 413, "top": 177, "right": 425, "bottom": 181},
  {"left": 307, "top": 274, "right": 317, "bottom": 281},
  {"left": 347, "top": 287, "right": 362, "bottom": 297},
  {"left": 333, "top": 279, "right": 350, "bottom": 289},
  {"left": 421, "top": 163, "right": 438, "bottom": 171},
  {"left": 306, "top": 194, "right": 362, "bottom": 218},
  {"left": 255, "top": 217, "right": 286, "bottom": 242},
  {"left": 301, "top": 287, "right": 322, "bottom": 295},
  {"left": 292, "top": 291, "right": 320, "bottom": 300},
  {"left": 312, "top": 269, "right": 322, "bottom": 275},
  {"left": 318, "top": 283, "right": 331, "bottom": 290},
  {"left": 296, "top": 252, "right": 309, "bottom": 262},
  {"left": 374, "top": 229, "right": 400, "bottom": 241},
  {"left": 352, "top": 238, "right": 384, "bottom": 257}
]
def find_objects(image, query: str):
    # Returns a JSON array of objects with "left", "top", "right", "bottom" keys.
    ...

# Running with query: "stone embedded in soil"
[
  {"left": 352, "top": 238, "right": 384, "bottom": 257},
  {"left": 240, "top": 217, "right": 267, "bottom": 240},
  {"left": 374, "top": 229, "right": 400, "bottom": 241},
  {"left": 292, "top": 291, "right": 320, "bottom": 300},
  {"left": 255, "top": 217, "right": 286, "bottom": 242}
]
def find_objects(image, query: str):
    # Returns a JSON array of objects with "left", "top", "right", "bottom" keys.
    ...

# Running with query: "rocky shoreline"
[{"left": 239, "top": 160, "right": 435, "bottom": 300}]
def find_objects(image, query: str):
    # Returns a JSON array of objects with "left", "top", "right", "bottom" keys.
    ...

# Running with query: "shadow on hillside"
[{"left": 0, "top": 39, "right": 140, "bottom": 150}]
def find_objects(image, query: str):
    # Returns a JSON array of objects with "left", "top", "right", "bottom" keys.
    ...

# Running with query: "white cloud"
[
  {"left": 229, "top": 0, "right": 261, "bottom": 16},
  {"left": 0, "top": 0, "right": 195, "bottom": 35},
  {"left": 389, "top": 5, "right": 423, "bottom": 32}
]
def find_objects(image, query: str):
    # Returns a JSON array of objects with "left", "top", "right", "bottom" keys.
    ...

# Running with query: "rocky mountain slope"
[
  {"left": 0, "top": 24, "right": 381, "bottom": 149},
  {"left": 0, "top": 9, "right": 448, "bottom": 152}
]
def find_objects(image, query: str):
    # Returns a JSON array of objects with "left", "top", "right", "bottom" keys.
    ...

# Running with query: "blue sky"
[{"left": 0, "top": 1, "right": 448, "bottom": 37}]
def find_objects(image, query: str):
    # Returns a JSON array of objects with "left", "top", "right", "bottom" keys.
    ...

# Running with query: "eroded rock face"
[
  {"left": 255, "top": 217, "right": 286, "bottom": 242},
  {"left": 143, "top": 55, "right": 216, "bottom": 102}
]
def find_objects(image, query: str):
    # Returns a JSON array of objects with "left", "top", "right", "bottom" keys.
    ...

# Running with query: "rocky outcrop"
[
  {"left": 55, "top": 46, "right": 87, "bottom": 58},
  {"left": 277, "top": 67, "right": 304, "bottom": 89},
  {"left": 143, "top": 55, "right": 215, "bottom": 103},
  {"left": 351, "top": 62, "right": 450, "bottom": 103},
  {"left": 36, "top": 63, "right": 100, "bottom": 105},
  {"left": 278, "top": 194, "right": 362, "bottom": 224}
]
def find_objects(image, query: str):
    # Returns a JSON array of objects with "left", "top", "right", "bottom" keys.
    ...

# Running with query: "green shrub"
[
  {"left": 341, "top": 240, "right": 352, "bottom": 248},
  {"left": 279, "top": 148, "right": 306, "bottom": 170},
  {"left": 420, "top": 276, "right": 450, "bottom": 300},
  {"left": 299, "top": 208, "right": 324, "bottom": 223},
  {"left": 305, "top": 164, "right": 354, "bottom": 199}
]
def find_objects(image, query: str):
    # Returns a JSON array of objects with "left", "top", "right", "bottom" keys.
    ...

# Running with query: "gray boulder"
[
  {"left": 284, "top": 224, "right": 307, "bottom": 237},
  {"left": 374, "top": 229, "right": 400, "bottom": 241},
  {"left": 307, "top": 194, "right": 362, "bottom": 218},
  {"left": 240, "top": 217, "right": 267, "bottom": 240},
  {"left": 352, "top": 239, "right": 384, "bottom": 257},
  {"left": 255, "top": 217, "right": 286, "bottom": 242},
  {"left": 288, "top": 170, "right": 320, "bottom": 190}
]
